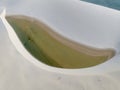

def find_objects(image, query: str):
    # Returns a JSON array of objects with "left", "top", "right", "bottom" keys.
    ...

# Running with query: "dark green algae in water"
[{"left": 6, "top": 15, "right": 115, "bottom": 69}]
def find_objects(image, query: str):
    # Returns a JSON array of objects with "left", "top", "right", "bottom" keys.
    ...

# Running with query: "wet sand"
[{"left": 6, "top": 15, "right": 115, "bottom": 68}]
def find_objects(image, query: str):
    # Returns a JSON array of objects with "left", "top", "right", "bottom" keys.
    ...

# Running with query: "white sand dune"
[{"left": 0, "top": 0, "right": 120, "bottom": 90}]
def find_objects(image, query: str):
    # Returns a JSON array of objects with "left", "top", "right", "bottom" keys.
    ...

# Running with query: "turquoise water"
[{"left": 82, "top": 0, "right": 120, "bottom": 10}]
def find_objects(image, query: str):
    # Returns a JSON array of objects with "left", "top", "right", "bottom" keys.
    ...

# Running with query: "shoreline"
[
  {"left": 5, "top": 15, "right": 115, "bottom": 68},
  {"left": 6, "top": 15, "right": 115, "bottom": 58}
]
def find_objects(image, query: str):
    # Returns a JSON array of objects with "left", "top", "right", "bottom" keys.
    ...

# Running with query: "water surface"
[
  {"left": 82, "top": 0, "right": 120, "bottom": 10},
  {"left": 6, "top": 15, "right": 115, "bottom": 68}
]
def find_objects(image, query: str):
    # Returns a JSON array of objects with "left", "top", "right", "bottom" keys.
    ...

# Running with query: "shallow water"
[{"left": 6, "top": 15, "right": 115, "bottom": 68}]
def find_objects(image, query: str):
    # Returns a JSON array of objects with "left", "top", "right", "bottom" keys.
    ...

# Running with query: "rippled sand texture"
[{"left": 6, "top": 15, "right": 115, "bottom": 68}]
